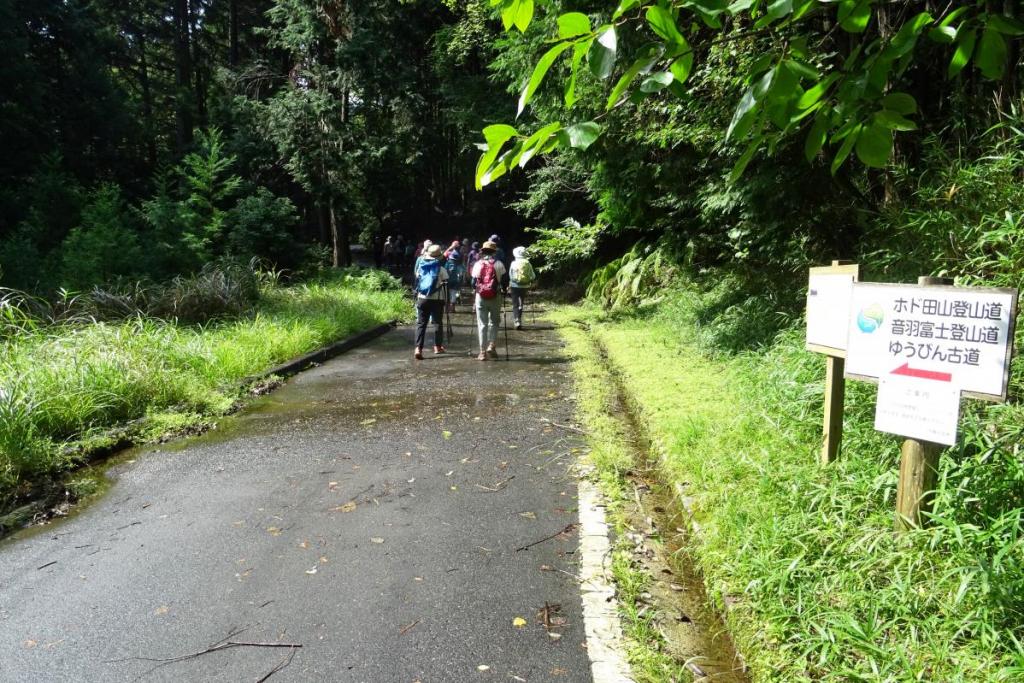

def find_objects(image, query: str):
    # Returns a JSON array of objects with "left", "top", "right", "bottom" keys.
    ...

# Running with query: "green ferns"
[{"left": 585, "top": 243, "right": 677, "bottom": 309}]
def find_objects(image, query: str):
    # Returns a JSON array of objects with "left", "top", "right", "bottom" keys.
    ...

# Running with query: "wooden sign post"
[
  {"left": 892, "top": 276, "right": 952, "bottom": 530},
  {"left": 806, "top": 261, "right": 859, "bottom": 465}
]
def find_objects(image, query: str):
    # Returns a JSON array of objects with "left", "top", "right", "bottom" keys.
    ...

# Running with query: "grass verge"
[
  {"left": 0, "top": 275, "right": 411, "bottom": 512},
  {"left": 557, "top": 318, "right": 693, "bottom": 682},
  {"left": 554, "top": 294, "right": 1024, "bottom": 682}
]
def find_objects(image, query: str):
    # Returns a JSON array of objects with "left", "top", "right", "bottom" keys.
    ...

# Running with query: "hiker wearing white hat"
[{"left": 509, "top": 246, "right": 537, "bottom": 330}]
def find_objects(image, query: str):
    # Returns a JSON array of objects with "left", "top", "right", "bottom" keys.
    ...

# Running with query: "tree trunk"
[
  {"left": 335, "top": 88, "right": 352, "bottom": 267},
  {"left": 229, "top": 0, "right": 240, "bottom": 66},
  {"left": 318, "top": 202, "right": 329, "bottom": 250},
  {"left": 138, "top": 30, "right": 158, "bottom": 168},
  {"left": 173, "top": 0, "right": 193, "bottom": 152},
  {"left": 329, "top": 197, "right": 340, "bottom": 268},
  {"left": 190, "top": 0, "right": 206, "bottom": 128},
  {"left": 999, "top": 0, "right": 1018, "bottom": 111}
]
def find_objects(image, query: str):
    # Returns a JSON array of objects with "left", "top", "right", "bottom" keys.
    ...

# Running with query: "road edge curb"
[
  {"left": 578, "top": 477, "right": 636, "bottom": 683},
  {"left": 247, "top": 319, "right": 398, "bottom": 382}
]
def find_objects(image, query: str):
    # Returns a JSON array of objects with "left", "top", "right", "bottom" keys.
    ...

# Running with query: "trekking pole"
[
  {"left": 447, "top": 293, "right": 454, "bottom": 339},
  {"left": 443, "top": 282, "right": 453, "bottom": 338},
  {"left": 502, "top": 292, "right": 510, "bottom": 361}
]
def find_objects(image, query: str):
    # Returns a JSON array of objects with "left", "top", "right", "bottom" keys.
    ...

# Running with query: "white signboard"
[
  {"left": 806, "top": 263, "right": 859, "bottom": 356},
  {"left": 807, "top": 274, "right": 856, "bottom": 353},
  {"left": 846, "top": 283, "right": 1017, "bottom": 400},
  {"left": 874, "top": 375, "right": 961, "bottom": 445}
]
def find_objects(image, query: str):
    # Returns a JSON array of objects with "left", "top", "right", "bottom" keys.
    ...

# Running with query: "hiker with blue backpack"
[
  {"left": 470, "top": 240, "right": 507, "bottom": 361},
  {"left": 509, "top": 246, "right": 538, "bottom": 330},
  {"left": 413, "top": 244, "right": 449, "bottom": 360}
]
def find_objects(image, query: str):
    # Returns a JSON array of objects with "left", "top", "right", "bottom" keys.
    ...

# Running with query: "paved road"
[{"left": 0, "top": 308, "right": 592, "bottom": 682}]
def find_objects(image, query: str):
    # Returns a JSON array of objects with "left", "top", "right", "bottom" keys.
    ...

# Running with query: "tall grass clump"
[{"left": 0, "top": 266, "right": 408, "bottom": 508}]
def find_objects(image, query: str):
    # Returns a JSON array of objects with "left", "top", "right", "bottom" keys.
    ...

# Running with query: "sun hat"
[
  {"left": 513, "top": 246, "right": 528, "bottom": 259},
  {"left": 481, "top": 241, "right": 498, "bottom": 253},
  {"left": 426, "top": 244, "right": 443, "bottom": 258}
]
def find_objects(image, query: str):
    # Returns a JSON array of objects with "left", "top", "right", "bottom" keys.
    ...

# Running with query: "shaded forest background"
[
  {"left": 0, "top": 0, "right": 527, "bottom": 291},
  {"left": 1, "top": 0, "right": 1022, "bottom": 321}
]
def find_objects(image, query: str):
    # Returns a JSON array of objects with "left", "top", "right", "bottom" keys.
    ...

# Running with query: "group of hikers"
[{"left": 406, "top": 234, "right": 537, "bottom": 361}]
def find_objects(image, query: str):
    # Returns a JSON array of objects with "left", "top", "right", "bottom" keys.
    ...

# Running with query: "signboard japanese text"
[{"left": 845, "top": 283, "right": 1018, "bottom": 401}]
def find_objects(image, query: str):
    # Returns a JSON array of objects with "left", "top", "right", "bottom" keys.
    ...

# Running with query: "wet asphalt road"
[{"left": 0, "top": 307, "right": 593, "bottom": 682}]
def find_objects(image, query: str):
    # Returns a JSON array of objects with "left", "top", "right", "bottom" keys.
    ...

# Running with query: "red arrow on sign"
[{"left": 891, "top": 363, "right": 953, "bottom": 382}]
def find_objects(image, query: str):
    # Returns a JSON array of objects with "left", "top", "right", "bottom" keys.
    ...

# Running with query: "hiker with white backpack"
[
  {"left": 413, "top": 244, "right": 449, "bottom": 360},
  {"left": 509, "top": 246, "right": 537, "bottom": 330},
  {"left": 470, "top": 240, "right": 506, "bottom": 361}
]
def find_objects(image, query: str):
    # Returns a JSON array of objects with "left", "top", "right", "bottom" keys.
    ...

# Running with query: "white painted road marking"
[{"left": 577, "top": 477, "right": 635, "bottom": 682}]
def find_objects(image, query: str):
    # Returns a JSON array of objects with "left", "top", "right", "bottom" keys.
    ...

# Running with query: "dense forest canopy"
[
  {"left": 0, "top": 0, "right": 524, "bottom": 291},
  {"left": 1, "top": 0, "right": 1022, "bottom": 306},
  {"left": 472, "top": 1, "right": 1023, "bottom": 310}
]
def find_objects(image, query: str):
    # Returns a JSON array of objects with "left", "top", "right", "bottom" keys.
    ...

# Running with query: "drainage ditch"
[{"left": 588, "top": 332, "right": 749, "bottom": 682}]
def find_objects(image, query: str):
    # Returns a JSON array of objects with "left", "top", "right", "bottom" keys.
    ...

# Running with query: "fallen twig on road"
[
  {"left": 539, "top": 418, "right": 586, "bottom": 435},
  {"left": 37, "top": 561, "right": 57, "bottom": 570},
  {"left": 515, "top": 523, "right": 578, "bottom": 552},
  {"left": 537, "top": 602, "right": 562, "bottom": 631},
  {"left": 399, "top": 620, "right": 420, "bottom": 635},
  {"left": 255, "top": 646, "right": 299, "bottom": 683},
  {"left": 107, "top": 625, "right": 302, "bottom": 680},
  {"left": 475, "top": 476, "right": 515, "bottom": 492}
]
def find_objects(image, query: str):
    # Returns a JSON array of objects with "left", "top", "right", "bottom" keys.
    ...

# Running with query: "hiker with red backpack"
[
  {"left": 413, "top": 244, "right": 449, "bottom": 360},
  {"left": 470, "top": 240, "right": 506, "bottom": 361}
]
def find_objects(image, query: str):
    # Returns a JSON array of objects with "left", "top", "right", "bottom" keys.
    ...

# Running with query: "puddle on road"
[
  {"left": 1, "top": 313, "right": 574, "bottom": 544},
  {"left": 0, "top": 443, "right": 143, "bottom": 547}
]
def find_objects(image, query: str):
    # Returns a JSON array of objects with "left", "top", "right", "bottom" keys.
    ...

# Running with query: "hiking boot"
[
  {"left": 433, "top": 345, "right": 446, "bottom": 354},
  {"left": 414, "top": 348, "right": 424, "bottom": 360},
  {"left": 477, "top": 352, "right": 488, "bottom": 361}
]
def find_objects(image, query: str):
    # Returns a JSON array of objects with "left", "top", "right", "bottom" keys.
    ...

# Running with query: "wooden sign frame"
[{"left": 806, "top": 262, "right": 860, "bottom": 358}]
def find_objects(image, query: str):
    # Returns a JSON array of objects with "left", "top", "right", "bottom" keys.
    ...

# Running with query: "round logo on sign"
[{"left": 857, "top": 304, "right": 884, "bottom": 333}]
